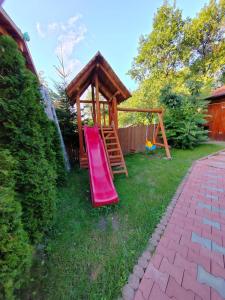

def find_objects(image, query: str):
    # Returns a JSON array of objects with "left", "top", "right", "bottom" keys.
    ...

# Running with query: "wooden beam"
[
  {"left": 103, "top": 103, "right": 106, "bottom": 126},
  {"left": 76, "top": 95, "right": 84, "bottom": 157},
  {"left": 157, "top": 112, "right": 171, "bottom": 159},
  {"left": 95, "top": 74, "right": 101, "bottom": 126},
  {"left": 91, "top": 84, "right": 96, "bottom": 124},
  {"left": 80, "top": 100, "right": 109, "bottom": 105},
  {"left": 99, "top": 64, "right": 127, "bottom": 98},
  {"left": 117, "top": 107, "right": 163, "bottom": 113},
  {"left": 112, "top": 97, "right": 118, "bottom": 131}
]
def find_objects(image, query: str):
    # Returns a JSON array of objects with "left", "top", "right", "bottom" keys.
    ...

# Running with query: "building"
[{"left": 207, "top": 85, "right": 225, "bottom": 140}]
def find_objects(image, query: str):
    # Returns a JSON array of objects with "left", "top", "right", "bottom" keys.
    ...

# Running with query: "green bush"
[
  {"left": 0, "top": 150, "right": 32, "bottom": 300},
  {"left": 0, "top": 35, "right": 64, "bottom": 242},
  {"left": 160, "top": 85, "right": 208, "bottom": 149}
]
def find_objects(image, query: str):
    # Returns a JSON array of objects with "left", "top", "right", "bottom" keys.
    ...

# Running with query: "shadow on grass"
[{"left": 21, "top": 144, "right": 224, "bottom": 300}]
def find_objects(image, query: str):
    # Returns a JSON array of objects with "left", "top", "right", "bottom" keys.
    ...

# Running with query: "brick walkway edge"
[{"left": 122, "top": 150, "right": 225, "bottom": 300}]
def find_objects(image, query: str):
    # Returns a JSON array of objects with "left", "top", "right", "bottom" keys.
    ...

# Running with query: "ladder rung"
[
  {"left": 108, "top": 148, "right": 120, "bottom": 153},
  {"left": 103, "top": 129, "right": 113, "bottom": 132},
  {"left": 111, "top": 162, "right": 123, "bottom": 167},
  {"left": 107, "top": 143, "right": 118, "bottom": 146},
  {"left": 105, "top": 137, "right": 116, "bottom": 140},
  {"left": 113, "top": 170, "right": 126, "bottom": 174},
  {"left": 109, "top": 155, "right": 122, "bottom": 159}
]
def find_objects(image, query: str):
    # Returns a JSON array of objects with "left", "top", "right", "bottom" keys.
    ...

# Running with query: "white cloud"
[
  {"left": 36, "top": 15, "right": 87, "bottom": 78},
  {"left": 36, "top": 22, "right": 45, "bottom": 38}
]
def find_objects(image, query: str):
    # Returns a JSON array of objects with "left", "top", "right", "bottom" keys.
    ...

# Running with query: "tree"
[
  {"left": 0, "top": 35, "right": 60, "bottom": 242},
  {"left": 129, "top": 1, "right": 185, "bottom": 82},
  {"left": 122, "top": 0, "right": 225, "bottom": 127},
  {"left": 53, "top": 47, "right": 77, "bottom": 144},
  {"left": 159, "top": 84, "right": 208, "bottom": 149},
  {"left": 0, "top": 150, "right": 32, "bottom": 299},
  {"left": 182, "top": 0, "right": 225, "bottom": 85}
]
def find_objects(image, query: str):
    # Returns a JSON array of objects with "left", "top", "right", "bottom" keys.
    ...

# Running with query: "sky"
[{"left": 3, "top": 0, "right": 208, "bottom": 91}]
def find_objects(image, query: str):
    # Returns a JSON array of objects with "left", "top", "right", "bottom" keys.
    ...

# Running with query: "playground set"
[{"left": 66, "top": 52, "right": 171, "bottom": 207}]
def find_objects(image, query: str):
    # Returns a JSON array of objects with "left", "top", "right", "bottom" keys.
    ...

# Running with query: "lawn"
[{"left": 25, "top": 144, "right": 224, "bottom": 300}]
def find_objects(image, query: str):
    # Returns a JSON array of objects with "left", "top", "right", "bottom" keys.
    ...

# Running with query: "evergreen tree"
[
  {"left": 0, "top": 150, "right": 32, "bottom": 299},
  {"left": 0, "top": 35, "right": 60, "bottom": 242}
]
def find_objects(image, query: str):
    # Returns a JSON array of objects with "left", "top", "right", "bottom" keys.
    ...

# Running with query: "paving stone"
[
  {"left": 202, "top": 186, "right": 224, "bottom": 193},
  {"left": 148, "top": 238, "right": 158, "bottom": 247},
  {"left": 138, "top": 277, "right": 154, "bottom": 299},
  {"left": 138, "top": 257, "right": 148, "bottom": 269},
  {"left": 133, "top": 265, "right": 144, "bottom": 279},
  {"left": 203, "top": 217, "right": 221, "bottom": 230},
  {"left": 141, "top": 251, "right": 151, "bottom": 261},
  {"left": 166, "top": 276, "right": 195, "bottom": 300},
  {"left": 145, "top": 262, "right": 169, "bottom": 292},
  {"left": 146, "top": 243, "right": 155, "bottom": 252},
  {"left": 159, "top": 257, "right": 184, "bottom": 285},
  {"left": 197, "top": 265, "right": 225, "bottom": 298},
  {"left": 128, "top": 274, "right": 140, "bottom": 290},
  {"left": 151, "top": 232, "right": 160, "bottom": 241},
  {"left": 122, "top": 152, "right": 225, "bottom": 300},
  {"left": 148, "top": 283, "right": 170, "bottom": 300},
  {"left": 191, "top": 232, "right": 212, "bottom": 250},
  {"left": 122, "top": 284, "right": 134, "bottom": 300},
  {"left": 198, "top": 202, "right": 212, "bottom": 210},
  {"left": 134, "top": 290, "right": 144, "bottom": 300},
  {"left": 182, "top": 270, "right": 210, "bottom": 300},
  {"left": 212, "top": 206, "right": 225, "bottom": 214},
  {"left": 212, "top": 241, "right": 225, "bottom": 255},
  {"left": 205, "top": 194, "right": 219, "bottom": 201}
]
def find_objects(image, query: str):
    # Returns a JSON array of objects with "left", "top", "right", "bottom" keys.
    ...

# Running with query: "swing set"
[{"left": 117, "top": 107, "right": 171, "bottom": 159}]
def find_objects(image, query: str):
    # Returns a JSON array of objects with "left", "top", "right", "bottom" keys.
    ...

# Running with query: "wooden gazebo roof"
[{"left": 66, "top": 52, "right": 131, "bottom": 104}]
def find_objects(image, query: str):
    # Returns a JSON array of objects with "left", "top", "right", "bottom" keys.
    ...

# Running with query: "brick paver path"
[{"left": 135, "top": 151, "right": 225, "bottom": 300}]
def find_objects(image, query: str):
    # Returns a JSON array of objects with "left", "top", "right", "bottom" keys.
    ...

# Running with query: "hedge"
[
  {"left": 0, "top": 150, "right": 32, "bottom": 299},
  {"left": 0, "top": 35, "right": 65, "bottom": 298}
]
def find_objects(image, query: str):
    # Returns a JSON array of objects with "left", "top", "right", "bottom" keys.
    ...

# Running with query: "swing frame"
[{"left": 117, "top": 107, "right": 171, "bottom": 159}]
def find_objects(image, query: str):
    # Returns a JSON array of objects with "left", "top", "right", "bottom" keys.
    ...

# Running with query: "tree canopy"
[{"left": 121, "top": 0, "right": 225, "bottom": 127}]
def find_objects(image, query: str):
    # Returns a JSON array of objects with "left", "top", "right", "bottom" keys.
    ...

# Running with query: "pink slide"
[{"left": 84, "top": 126, "right": 119, "bottom": 207}]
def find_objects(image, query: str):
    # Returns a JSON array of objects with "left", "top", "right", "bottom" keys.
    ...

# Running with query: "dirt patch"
[
  {"left": 97, "top": 216, "right": 108, "bottom": 231},
  {"left": 111, "top": 214, "right": 120, "bottom": 231}
]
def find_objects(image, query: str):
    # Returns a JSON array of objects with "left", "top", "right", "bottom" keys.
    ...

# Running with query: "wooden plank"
[
  {"left": 117, "top": 107, "right": 163, "bottom": 113},
  {"left": 112, "top": 97, "right": 118, "bottom": 131},
  {"left": 76, "top": 95, "right": 84, "bottom": 157},
  {"left": 80, "top": 99, "right": 109, "bottom": 105},
  {"left": 91, "top": 84, "right": 96, "bottom": 124},
  {"left": 95, "top": 74, "right": 101, "bottom": 126},
  {"left": 157, "top": 113, "right": 171, "bottom": 159}
]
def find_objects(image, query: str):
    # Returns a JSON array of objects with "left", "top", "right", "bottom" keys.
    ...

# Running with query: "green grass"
[{"left": 25, "top": 144, "right": 224, "bottom": 300}]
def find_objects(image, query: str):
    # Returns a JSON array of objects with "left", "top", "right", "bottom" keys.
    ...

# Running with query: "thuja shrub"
[
  {"left": 0, "top": 150, "right": 32, "bottom": 300},
  {"left": 0, "top": 35, "right": 64, "bottom": 242},
  {"left": 160, "top": 84, "right": 208, "bottom": 149}
]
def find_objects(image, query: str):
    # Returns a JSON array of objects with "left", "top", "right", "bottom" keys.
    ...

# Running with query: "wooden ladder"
[{"left": 101, "top": 126, "right": 128, "bottom": 178}]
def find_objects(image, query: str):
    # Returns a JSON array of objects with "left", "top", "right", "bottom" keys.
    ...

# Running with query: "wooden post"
[
  {"left": 157, "top": 112, "right": 171, "bottom": 159},
  {"left": 91, "top": 84, "right": 96, "bottom": 124},
  {"left": 103, "top": 103, "right": 106, "bottom": 126},
  {"left": 108, "top": 103, "right": 112, "bottom": 126},
  {"left": 112, "top": 96, "right": 118, "bottom": 131},
  {"left": 76, "top": 95, "right": 84, "bottom": 156},
  {"left": 95, "top": 74, "right": 101, "bottom": 126}
]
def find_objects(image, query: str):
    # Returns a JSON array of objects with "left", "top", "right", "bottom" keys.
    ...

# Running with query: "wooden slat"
[
  {"left": 107, "top": 148, "right": 120, "bottom": 152},
  {"left": 113, "top": 170, "right": 126, "bottom": 174}
]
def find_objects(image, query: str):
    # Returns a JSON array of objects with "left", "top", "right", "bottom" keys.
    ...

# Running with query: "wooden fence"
[
  {"left": 118, "top": 125, "right": 154, "bottom": 154},
  {"left": 66, "top": 125, "right": 155, "bottom": 163}
]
